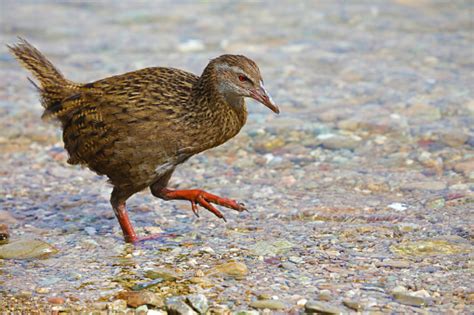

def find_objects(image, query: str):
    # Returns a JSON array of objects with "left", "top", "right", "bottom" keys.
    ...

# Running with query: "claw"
[{"left": 190, "top": 201, "right": 199, "bottom": 218}]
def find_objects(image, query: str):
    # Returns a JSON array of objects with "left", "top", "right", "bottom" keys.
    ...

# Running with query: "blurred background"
[{"left": 1, "top": 1, "right": 473, "bottom": 313}]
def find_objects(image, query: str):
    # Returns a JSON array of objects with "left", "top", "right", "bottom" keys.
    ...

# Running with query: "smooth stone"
[
  {"left": 144, "top": 268, "right": 180, "bottom": 281},
  {"left": 438, "top": 130, "right": 468, "bottom": 147},
  {"left": 390, "top": 240, "right": 469, "bottom": 257},
  {"left": 342, "top": 299, "right": 364, "bottom": 311},
  {"left": 0, "top": 239, "right": 58, "bottom": 259},
  {"left": 305, "top": 301, "right": 342, "bottom": 314},
  {"left": 136, "top": 305, "right": 148, "bottom": 313},
  {"left": 117, "top": 291, "right": 164, "bottom": 308},
  {"left": 47, "top": 296, "right": 65, "bottom": 304},
  {"left": 318, "top": 290, "right": 332, "bottom": 301},
  {"left": 147, "top": 310, "right": 167, "bottom": 315},
  {"left": 453, "top": 159, "right": 474, "bottom": 178},
  {"left": 393, "top": 293, "right": 428, "bottom": 307},
  {"left": 249, "top": 299, "right": 286, "bottom": 310},
  {"left": 166, "top": 296, "right": 197, "bottom": 315},
  {"left": 319, "top": 135, "right": 360, "bottom": 150},
  {"left": 209, "top": 261, "right": 248, "bottom": 278},
  {"left": 400, "top": 181, "right": 447, "bottom": 191},
  {"left": 425, "top": 197, "right": 445, "bottom": 210},
  {"left": 250, "top": 239, "right": 295, "bottom": 256},
  {"left": 108, "top": 299, "right": 127, "bottom": 311},
  {"left": 186, "top": 294, "right": 209, "bottom": 314}
]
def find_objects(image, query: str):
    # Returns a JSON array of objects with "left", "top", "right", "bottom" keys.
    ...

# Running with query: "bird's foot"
[
  {"left": 159, "top": 188, "right": 247, "bottom": 222},
  {"left": 128, "top": 232, "right": 176, "bottom": 244}
]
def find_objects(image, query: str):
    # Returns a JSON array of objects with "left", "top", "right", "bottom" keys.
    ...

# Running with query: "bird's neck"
[{"left": 192, "top": 64, "right": 247, "bottom": 126}]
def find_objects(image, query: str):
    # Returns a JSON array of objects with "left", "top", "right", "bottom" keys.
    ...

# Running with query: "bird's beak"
[{"left": 250, "top": 82, "right": 280, "bottom": 114}]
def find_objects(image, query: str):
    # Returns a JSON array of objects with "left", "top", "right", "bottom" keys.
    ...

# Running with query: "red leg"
[
  {"left": 157, "top": 188, "right": 247, "bottom": 222},
  {"left": 111, "top": 188, "right": 169, "bottom": 244}
]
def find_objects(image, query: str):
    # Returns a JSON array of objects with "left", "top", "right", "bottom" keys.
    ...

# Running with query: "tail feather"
[
  {"left": 8, "top": 37, "right": 68, "bottom": 89},
  {"left": 8, "top": 37, "right": 81, "bottom": 120}
]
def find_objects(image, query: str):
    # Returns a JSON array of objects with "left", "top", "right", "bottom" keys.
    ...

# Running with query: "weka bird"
[{"left": 9, "top": 38, "right": 279, "bottom": 243}]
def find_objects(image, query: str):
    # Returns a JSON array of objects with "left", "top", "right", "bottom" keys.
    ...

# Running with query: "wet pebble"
[
  {"left": 392, "top": 292, "right": 429, "bottom": 307},
  {"left": 342, "top": 299, "right": 364, "bottom": 311},
  {"left": 166, "top": 296, "right": 198, "bottom": 315},
  {"left": 400, "top": 181, "right": 447, "bottom": 191},
  {"left": 117, "top": 291, "right": 164, "bottom": 308},
  {"left": 0, "top": 239, "right": 58, "bottom": 259},
  {"left": 304, "top": 301, "right": 342, "bottom": 314},
  {"left": 47, "top": 296, "right": 65, "bottom": 304},
  {"left": 318, "top": 134, "right": 360, "bottom": 150},
  {"left": 249, "top": 299, "right": 286, "bottom": 310},
  {"left": 391, "top": 240, "right": 469, "bottom": 257},
  {"left": 209, "top": 261, "right": 248, "bottom": 278},
  {"left": 186, "top": 294, "right": 209, "bottom": 314}
]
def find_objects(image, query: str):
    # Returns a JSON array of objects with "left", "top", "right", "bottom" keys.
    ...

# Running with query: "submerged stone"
[
  {"left": 0, "top": 239, "right": 58, "bottom": 259},
  {"left": 186, "top": 294, "right": 209, "bottom": 314},
  {"left": 166, "top": 296, "right": 197, "bottom": 315},
  {"left": 390, "top": 240, "right": 470, "bottom": 257},
  {"left": 209, "top": 261, "right": 248, "bottom": 279},
  {"left": 393, "top": 293, "right": 428, "bottom": 307},
  {"left": 304, "top": 301, "right": 342, "bottom": 314},
  {"left": 249, "top": 299, "right": 286, "bottom": 310},
  {"left": 249, "top": 239, "right": 295, "bottom": 256}
]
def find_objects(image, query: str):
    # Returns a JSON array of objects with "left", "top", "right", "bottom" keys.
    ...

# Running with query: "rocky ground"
[{"left": 0, "top": 0, "right": 473, "bottom": 314}]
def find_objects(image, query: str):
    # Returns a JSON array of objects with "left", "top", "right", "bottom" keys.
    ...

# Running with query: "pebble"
[
  {"left": 36, "top": 287, "right": 51, "bottom": 294},
  {"left": 209, "top": 261, "right": 248, "bottom": 278},
  {"left": 438, "top": 130, "right": 468, "bottom": 147},
  {"left": 390, "top": 240, "right": 469, "bottom": 257},
  {"left": 387, "top": 202, "right": 408, "bottom": 211},
  {"left": 250, "top": 239, "right": 295, "bottom": 256},
  {"left": 186, "top": 294, "right": 209, "bottom": 314},
  {"left": 288, "top": 256, "right": 304, "bottom": 264},
  {"left": 304, "top": 301, "right": 342, "bottom": 314},
  {"left": 249, "top": 299, "right": 286, "bottom": 310},
  {"left": 392, "top": 293, "right": 428, "bottom": 307},
  {"left": 425, "top": 197, "right": 445, "bottom": 210},
  {"left": 144, "top": 268, "right": 180, "bottom": 281},
  {"left": 117, "top": 291, "right": 164, "bottom": 308},
  {"left": 318, "top": 134, "right": 360, "bottom": 150},
  {"left": 342, "top": 299, "right": 364, "bottom": 311},
  {"left": 400, "top": 181, "right": 447, "bottom": 191},
  {"left": 47, "top": 296, "right": 65, "bottom": 304},
  {"left": 318, "top": 290, "right": 332, "bottom": 301},
  {"left": 166, "top": 296, "right": 198, "bottom": 315},
  {"left": 453, "top": 158, "right": 474, "bottom": 178},
  {"left": 108, "top": 299, "right": 127, "bottom": 311},
  {"left": 0, "top": 239, "right": 58, "bottom": 259},
  {"left": 0, "top": 210, "right": 18, "bottom": 224},
  {"left": 136, "top": 305, "right": 148, "bottom": 314}
]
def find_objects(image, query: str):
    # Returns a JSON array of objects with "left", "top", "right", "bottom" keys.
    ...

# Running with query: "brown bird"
[{"left": 8, "top": 38, "right": 279, "bottom": 243}]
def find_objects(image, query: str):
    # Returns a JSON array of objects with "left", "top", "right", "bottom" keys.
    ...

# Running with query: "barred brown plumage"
[{"left": 9, "top": 38, "right": 280, "bottom": 243}]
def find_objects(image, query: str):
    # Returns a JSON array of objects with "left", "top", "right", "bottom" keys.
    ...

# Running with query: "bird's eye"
[{"left": 238, "top": 75, "right": 247, "bottom": 82}]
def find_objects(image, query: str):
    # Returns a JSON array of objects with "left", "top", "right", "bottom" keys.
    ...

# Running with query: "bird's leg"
[
  {"left": 112, "top": 201, "right": 138, "bottom": 243},
  {"left": 111, "top": 188, "right": 168, "bottom": 243},
  {"left": 153, "top": 187, "right": 247, "bottom": 222}
]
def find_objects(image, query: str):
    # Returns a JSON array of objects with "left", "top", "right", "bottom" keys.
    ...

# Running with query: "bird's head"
[{"left": 212, "top": 55, "right": 280, "bottom": 114}]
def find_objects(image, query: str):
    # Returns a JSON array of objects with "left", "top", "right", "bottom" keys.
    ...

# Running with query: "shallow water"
[{"left": 0, "top": 0, "right": 473, "bottom": 313}]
